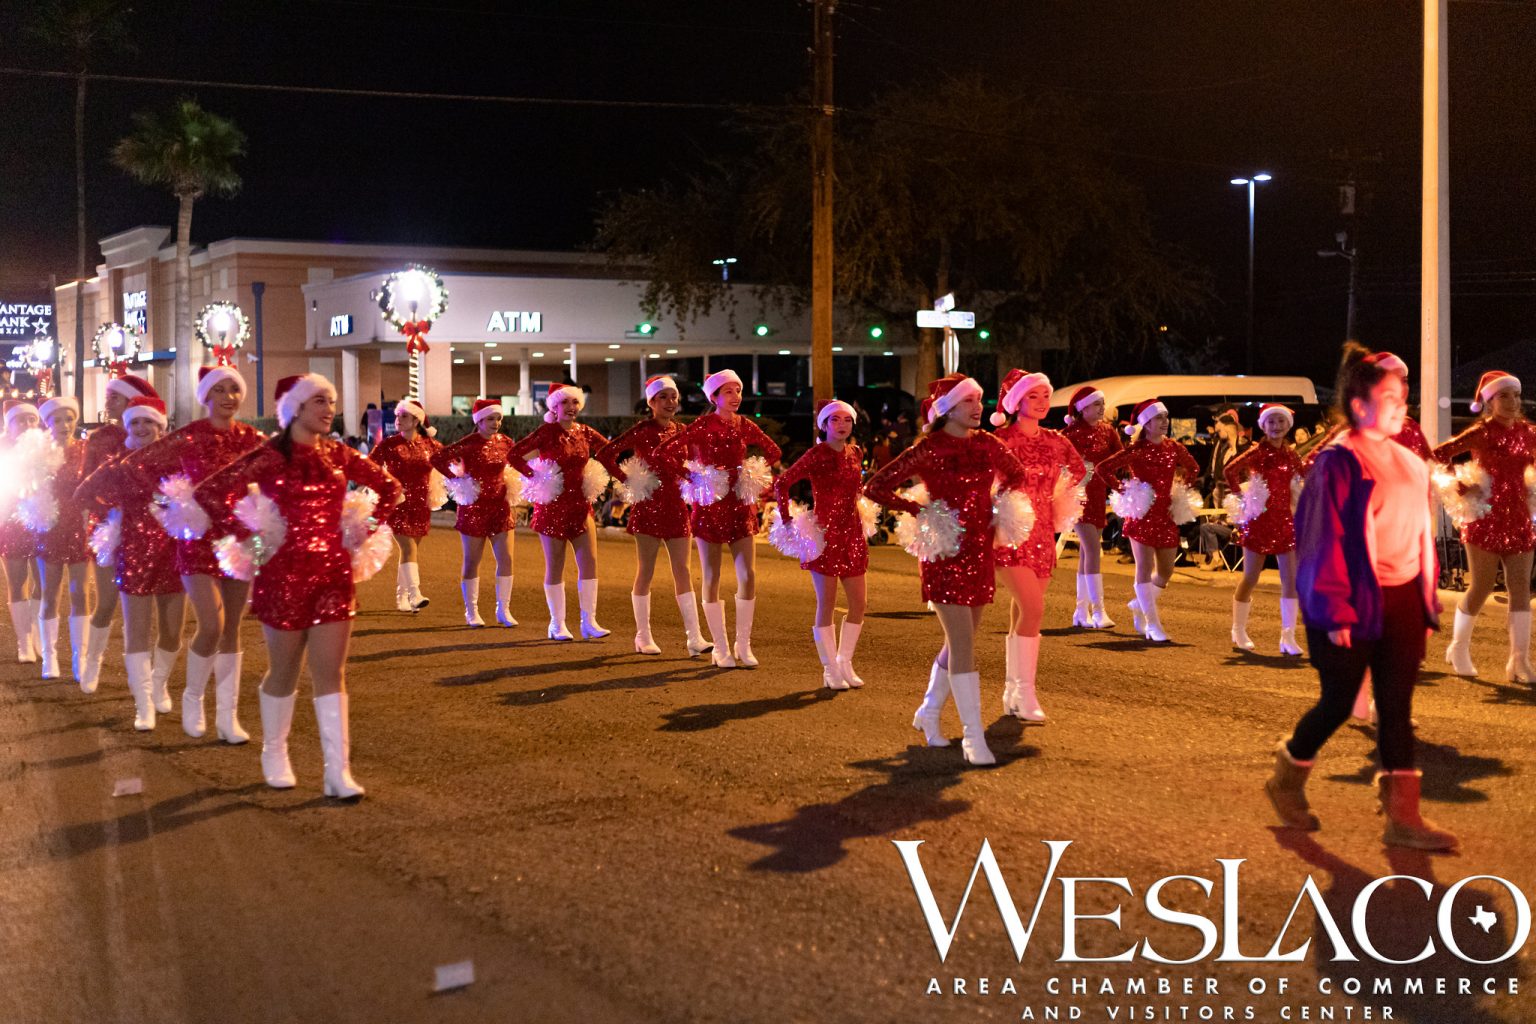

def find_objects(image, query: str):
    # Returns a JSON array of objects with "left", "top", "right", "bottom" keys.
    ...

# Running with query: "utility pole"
[
  {"left": 810, "top": 0, "right": 835, "bottom": 402},
  {"left": 1421, "top": 0, "right": 1451, "bottom": 445}
]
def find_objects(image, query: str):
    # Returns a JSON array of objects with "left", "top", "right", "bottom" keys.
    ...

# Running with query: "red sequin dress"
[
  {"left": 1221, "top": 439, "right": 1302, "bottom": 555},
  {"left": 774, "top": 442, "right": 869, "bottom": 578},
  {"left": 1095, "top": 437, "right": 1201, "bottom": 548},
  {"left": 863, "top": 430, "right": 1029, "bottom": 607},
  {"left": 74, "top": 448, "right": 181, "bottom": 596},
  {"left": 81, "top": 422, "right": 126, "bottom": 534},
  {"left": 654, "top": 412, "right": 783, "bottom": 545},
  {"left": 507, "top": 422, "right": 610, "bottom": 541},
  {"left": 34, "top": 439, "right": 89, "bottom": 563},
  {"left": 993, "top": 424, "right": 1087, "bottom": 578},
  {"left": 195, "top": 438, "right": 402, "bottom": 631},
  {"left": 430, "top": 432, "right": 516, "bottom": 537},
  {"left": 118, "top": 419, "right": 266, "bottom": 577},
  {"left": 0, "top": 432, "right": 42, "bottom": 559},
  {"left": 1432, "top": 417, "right": 1536, "bottom": 556},
  {"left": 369, "top": 433, "right": 443, "bottom": 539},
  {"left": 594, "top": 418, "right": 691, "bottom": 539},
  {"left": 1061, "top": 419, "right": 1123, "bottom": 529}
]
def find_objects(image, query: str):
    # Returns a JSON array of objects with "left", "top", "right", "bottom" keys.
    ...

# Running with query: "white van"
[{"left": 1049, "top": 374, "right": 1318, "bottom": 412}]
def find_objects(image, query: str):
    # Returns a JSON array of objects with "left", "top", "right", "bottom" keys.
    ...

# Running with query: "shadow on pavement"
[
  {"left": 47, "top": 784, "right": 268, "bottom": 858},
  {"left": 659, "top": 688, "right": 832, "bottom": 732},
  {"left": 1321, "top": 738, "right": 1509, "bottom": 804},
  {"left": 1468, "top": 676, "right": 1536, "bottom": 708},
  {"left": 497, "top": 663, "right": 720, "bottom": 706}
]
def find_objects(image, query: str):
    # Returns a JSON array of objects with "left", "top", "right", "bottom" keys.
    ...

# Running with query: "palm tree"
[
  {"left": 112, "top": 99, "right": 245, "bottom": 423},
  {"left": 28, "top": 0, "right": 133, "bottom": 405}
]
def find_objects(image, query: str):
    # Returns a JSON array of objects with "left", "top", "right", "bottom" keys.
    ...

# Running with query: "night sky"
[{"left": 4, "top": 0, "right": 1536, "bottom": 384}]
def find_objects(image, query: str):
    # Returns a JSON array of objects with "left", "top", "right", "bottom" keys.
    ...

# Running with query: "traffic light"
[
  {"left": 977, "top": 328, "right": 991, "bottom": 341},
  {"left": 636, "top": 321, "right": 655, "bottom": 335},
  {"left": 753, "top": 323, "right": 772, "bottom": 338},
  {"left": 868, "top": 325, "right": 884, "bottom": 340}
]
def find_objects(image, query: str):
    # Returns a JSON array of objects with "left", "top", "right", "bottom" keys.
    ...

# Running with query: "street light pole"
[
  {"left": 1230, "top": 172, "right": 1271, "bottom": 373},
  {"left": 1421, "top": 0, "right": 1451, "bottom": 446},
  {"left": 1317, "top": 231, "right": 1359, "bottom": 341}
]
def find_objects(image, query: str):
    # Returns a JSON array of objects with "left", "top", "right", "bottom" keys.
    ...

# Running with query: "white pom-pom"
[
  {"left": 340, "top": 488, "right": 379, "bottom": 552},
  {"left": 352, "top": 522, "right": 395, "bottom": 581},
  {"left": 898, "top": 481, "right": 931, "bottom": 507},
  {"left": 734, "top": 455, "right": 773, "bottom": 504},
  {"left": 991, "top": 488, "right": 1036, "bottom": 547},
  {"left": 1290, "top": 475, "right": 1304, "bottom": 513},
  {"left": 1434, "top": 462, "right": 1493, "bottom": 527},
  {"left": 153, "top": 474, "right": 211, "bottom": 541},
  {"left": 212, "top": 535, "right": 258, "bottom": 582},
  {"left": 894, "top": 498, "right": 964, "bottom": 561},
  {"left": 1526, "top": 464, "right": 1536, "bottom": 523},
  {"left": 767, "top": 500, "right": 827, "bottom": 562},
  {"left": 1109, "top": 478, "right": 1155, "bottom": 521},
  {"left": 444, "top": 473, "right": 481, "bottom": 507},
  {"left": 1051, "top": 469, "right": 1086, "bottom": 533},
  {"left": 522, "top": 457, "right": 564, "bottom": 505},
  {"left": 427, "top": 469, "right": 449, "bottom": 511},
  {"left": 14, "top": 431, "right": 64, "bottom": 494},
  {"left": 1168, "top": 482, "right": 1200, "bottom": 525},
  {"left": 616, "top": 456, "right": 660, "bottom": 504},
  {"left": 857, "top": 495, "right": 881, "bottom": 540},
  {"left": 681, "top": 460, "right": 729, "bottom": 506},
  {"left": 1226, "top": 473, "right": 1270, "bottom": 528},
  {"left": 232, "top": 483, "right": 286, "bottom": 567},
  {"left": 503, "top": 466, "right": 525, "bottom": 506},
  {"left": 18, "top": 491, "right": 58, "bottom": 533},
  {"left": 582, "top": 459, "right": 611, "bottom": 504},
  {"left": 89, "top": 509, "right": 121, "bottom": 567}
]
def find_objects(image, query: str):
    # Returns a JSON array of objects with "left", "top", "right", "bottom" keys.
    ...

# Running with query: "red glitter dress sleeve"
[
  {"left": 35, "top": 440, "right": 89, "bottom": 564},
  {"left": 76, "top": 450, "right": 180, "bottom": 595},
  {"left": 1431, "top": 421, "right": 1483, "bottom": 464},
  {"left": 861, "top": 439, "right": 925, "bottom": 516},
  {"left": 1396, "top": 417, "right": 1432, "bottom": 461},
  {"left": 741, "top": 418, "right": 783, "bottom": 465},
  {"left": 774, "top": 444, "right": 825, "bottom": 524}
]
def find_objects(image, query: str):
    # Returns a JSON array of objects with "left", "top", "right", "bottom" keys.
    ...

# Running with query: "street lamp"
[
  {"left": 1230, "top": 172, "right": 1271, "bottom": 373},
  {"left": 1317, "top": 230, "right": 1359, "bottom": 341},
  {"left": 712, "top": 257, "right": 738, "bottom": 282}
]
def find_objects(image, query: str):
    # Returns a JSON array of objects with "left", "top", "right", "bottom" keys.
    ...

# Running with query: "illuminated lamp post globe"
[
  {"left": 376, "top": 265, "right": 448, "bottom": 404},
  {"left": 22, "top": 336, "right": 57, "bottom": 398},
  {"left": 194, "top": 301, "right": 250, "bottom": 374},
  {"left": 91, "top": 321, "right": 142, "bottom": 382}
]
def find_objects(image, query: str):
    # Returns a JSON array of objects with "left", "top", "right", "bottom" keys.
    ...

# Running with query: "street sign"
[{"left": 915, "top": 310, "right": 975, "bottom": 330}]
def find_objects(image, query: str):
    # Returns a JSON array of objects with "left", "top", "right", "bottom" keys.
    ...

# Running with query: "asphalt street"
[{"left": 2, "top": 525, "right": 1533, "bottom": 1024}]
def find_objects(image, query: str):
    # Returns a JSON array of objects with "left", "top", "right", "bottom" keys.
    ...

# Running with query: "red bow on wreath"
[
  {"left": 34, "top": 369, "right": 54, "bottom": 395},
  {"left": 401, "top": 319, "right": 432, "bottom": 355},
  {"left": 210, "top": 345, "right": 239, "bottom": 368},
  {"left": 105, "top": 360, "right": 131, "bottom": 379}
]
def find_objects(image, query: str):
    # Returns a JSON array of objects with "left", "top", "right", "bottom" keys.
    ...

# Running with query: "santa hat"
[
  {"left": 38, "top": 396, "right": 80, "bottom": 423},
  {"left": 815, "top": 398, "right": 857, "bottom": 432},
  {"left": 928, "top": 374, "right": 985, "bottom": 423},
  {"left": 644, "top": 375, "right": 679, "bottom": 401},
  {"left": 1470, "top": 370, "right": 1521, "bottom": 413},
  {"left": 105, "top": 374, "right": 157, "bottom": 403},
  {"left": 1063, "top": 386, "right": 1105, "bottom": 425},
  {"left": 195, "top": 365, "right": 246, "bottom": 407},
  {"left": 989, "top": 368, "right": 1052, "bottom": 427},
  {"left": 1257, "top": 403, "right": 1294, "bottom": 430},
  {"left": 121, "top": 396, "right": 168, "bottom": 429},
  {"left": 471, "top": 398, "right": 503, "bottom": 424},
  {"left": 3, "top": 400, "right": 39, "bottom": 428},
  {"left": 1124, "top": 399, "right": 1168, "bottom": 436},
  {"left": 394, "top": 398, "right": 427, "bottom": 423},
  {"left": 702, "top": 369, "right": 743, "bottom": 402},
  {"left": 543, "top": 383, "right": 586, "bottom": 424},
  {"left": 918, "top": 396, "right": 935, "bottom": 426},
  {"left": 1365, "top": 351, "right": 1409, "bottom": 378},
  {"left": 274, "top": 373, "right": 336, "bottom": 429}
]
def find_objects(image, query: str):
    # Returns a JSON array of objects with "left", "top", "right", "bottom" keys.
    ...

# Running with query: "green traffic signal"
[
  {"left": 637, "top": 321, "right": 655, "bottom": 335},
  {"left": 754, "top": 323, "right": 771, "bottom": 337},
  {"left": 869, "top": 325, "right": 884, "bottom": 340},
  {"left": 978, "top": 328, "right": 991, "bottom": 341}
]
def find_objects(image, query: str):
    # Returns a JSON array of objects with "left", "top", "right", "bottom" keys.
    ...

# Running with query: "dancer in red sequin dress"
[
  {"left": 74, "top": 397, "right": 185, "bottom": 733},
  {"left": 595, "top": 375, "right": 710, "bottom": 656},
  {"left": 507, "top": 383, "right": 611, "bottom": 641},
  {"left": 864, "top": 375, "right": 1030, "bottom": 767},
  {"left": 1223, "top": 403, "right": 1305, "bottom": 657},
  {"left": 195, "top": 374, "right": 402, "bottom": 800},
  {"left": 1061, "top": 385, "right": 1123, "bottom": 630},
  {"left": 991, "top": 370, "right": 1086, "bottom": 723},
  {"left": 119, "top": 365, "right": 264, "bottom": 741},
  {"left": 1433, "top": 369, "right": 1536, "bottom": 682},
  {"left": 1095, "top": 399, "right": 1200, "bottom": 643},
  {"left": 76, "top": 374, "right": 158, "bottom": 692},
  {"left": 369, "top": 398, "right": 442, "bottom": 614},
  {"left": 2, "top": 401, "right": 42, "bottom": 663},
  {"left": 653, "top": 370, "right": 783, "bottom": 669},
  {"left": 29, "top": 398, "right": 89, "bottom": 683},
  {"left": 774, "top": 399, "right": 870, "bottom": 690},
  {"left": 431, "top": 399, "right": 518, "bottom": 629}
]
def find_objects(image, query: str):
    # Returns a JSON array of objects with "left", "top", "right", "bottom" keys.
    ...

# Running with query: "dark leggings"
[{"left": 1287, "top": 581, "right": 1426, "bottom": 771}]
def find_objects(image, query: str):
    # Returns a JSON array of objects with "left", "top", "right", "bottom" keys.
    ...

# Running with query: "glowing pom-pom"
[
  {"left": 582, "top": 459, "right": 611, "bottom": 504},
  {"left": 1434, "top": 462, "right": 1493, "bottom": 528},
  {"left": 857, "top": 495, "right": 881, "bottom": 540},
  {"left": 734, "top": 455, "right": 773, "bottom": 504},
  {"left": 1223, "top": 473, "right": 1270, "bottom": 528},
  {"left": 1109, "top": 478, "right": 1155, "bottom": 521},
  {"left": 232, "top": 483, "right": 286, "bottom": 568},
  {"left": 992, "top": 488, "right": 1037, "bottom": 547},
  {"left": 503, "top": 466, "right": 525, "bottom": 507},
  {"left": 426, "top": 469, "right": 449, "bottom": 511},
  {"left": 340, "top": 488, "right": 380, "bottom": 553},
  {"left": 898, "top": 481, "right": 931, "bottom": 508},
  {"left": 153, "top": 474, "right": 211, "bottom": 541},
  {"left": 212, "top": 535, "right": 259, "bottom": 582},
  {"left": 351, "top": 522, "right": 395, "bottom": 581},
  {"left": 768, "top": 500, "right": 827, "bottom": 563},
  {"left": 681, "top": 460, "right": 728, "bottom": 506},
  {"left": 893, "top": 498, "right": 964, "bottom": 562},
  {"left": 444, "top": 472, "right": 480, "bottom": 508},
  {"left": 1051, "top": 469, "right": 1086, "bottom": 533},
  {"left": 89, "top": 509, "right": 121, "bottom": 567},
  {"left": 521, "top": 457, "right": 564, "bottom": 505},
  {"left": 1168, "top": 482, "right": 1200, "bottom": 525},
  {"left": 17, "top": 491, "right": 58, "bottom": 533},
  {"left": 616, "top": 456, "right": 660, "bottom": 504}
]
